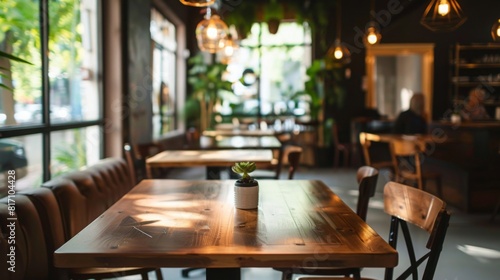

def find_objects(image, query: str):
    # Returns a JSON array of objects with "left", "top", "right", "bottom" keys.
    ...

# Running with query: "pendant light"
[
  {"left": 326, "top": 0, "right": 350, "bottom": 64},
  {"left": 365, "top": 0, "right": 382, "bottom": 45},
  {"left": 179, "top": 0, "right": 215, "bottom": 7},
  {"left": 196, "top": 8, "right": 229, "bottom": 53},
  {"left": 420, "top": 0, "right": 467, "bottom": 32},
  {"left": 220, "top": 34, "right": 239, "bottom": 64},
  {"left": 492, "top": 19, "right": 500, "bottom": 42}
]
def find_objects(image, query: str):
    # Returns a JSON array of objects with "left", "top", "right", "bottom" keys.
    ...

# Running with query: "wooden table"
[
  {"left": 146, "top": 149, "right": 274, "bottom": 179},
  {"left": 54, "top": 179, "right": 398, "bottom": 280},
  {"left": 199, "top": 135, "right": 282, "bottom": 150},
  {"left": 202, "top": 129, "right": 277, "bottom": 137}
]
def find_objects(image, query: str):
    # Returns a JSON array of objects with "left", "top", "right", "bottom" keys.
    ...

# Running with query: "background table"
[
  {"left": 54, "top": 179, "right": 398, "bottom": 280},
  {"left": 146, "top": 149, "right": 274, "bottom": 179}
]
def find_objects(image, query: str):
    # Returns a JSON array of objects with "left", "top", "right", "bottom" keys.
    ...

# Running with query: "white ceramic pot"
[{"left": 234, "top": 184, "right": 259, "bottom": 209}]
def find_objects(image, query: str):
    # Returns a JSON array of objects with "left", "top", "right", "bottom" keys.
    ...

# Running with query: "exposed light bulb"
[
  {"left": 438, "top": 0, "right": 450, "bottom": 16},
  {"left": 334, "top": 47, "right": 343, "bottom": 59},
  {"left": 366, "top": 27, "right": 378, "bottom": 45},
  {"left": 497, "top": 26, "right": 500, "bottom": 37},
  {"left": 206, "top": 23, "right": 218, "bottom": 39},
  {"left": 224, "top": 45, "right": 234, "bottom": 56}
]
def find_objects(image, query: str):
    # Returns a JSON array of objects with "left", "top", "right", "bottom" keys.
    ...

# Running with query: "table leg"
[
  {"left": 206, "top": 167, "right": 221, "bottom": 179},
  {"left": 206, "top": 268, "right": 240, "bottom": 280}
]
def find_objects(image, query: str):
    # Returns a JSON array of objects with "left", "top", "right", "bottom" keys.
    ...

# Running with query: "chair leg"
[
  {"left": 155, "top": 268, "right": 164, "bottom": 280},
  {"left": 281, "top": 270, "right": 293, "bottom": 280},
  {"left": 490, "top": 195, "right": 500, "bottom": 221},
  {"left": 343, "top": 149, "right": 349, "bottom": 167},
  {"left": 182, "top": 267, "right": 203, "bottom": 278},
  {"left": 141, "top": 271, "right": 149, "bottom": 280},
  {"left": 436, "top": 176, "right": 443, "bottom": 198}
]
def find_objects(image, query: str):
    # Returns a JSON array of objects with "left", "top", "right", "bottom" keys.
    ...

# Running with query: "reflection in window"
[
  {"left": 0, "top": 135, "right": 42, "bottom": 195},
  {"left": 50, "top": 126, "right": 100, "bottom": 177},
  {"left": 151, "top": 8, "right": 177, "bottom": 138}
]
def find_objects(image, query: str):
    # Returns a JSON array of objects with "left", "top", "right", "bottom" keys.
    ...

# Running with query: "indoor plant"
[{"left": 232, "top": 161, "right": 259, "bottom": 209}]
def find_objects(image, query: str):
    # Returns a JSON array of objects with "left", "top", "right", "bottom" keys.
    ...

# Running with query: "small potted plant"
[{"left": 232, "top": 162, "right": 259, "bottom": 209}]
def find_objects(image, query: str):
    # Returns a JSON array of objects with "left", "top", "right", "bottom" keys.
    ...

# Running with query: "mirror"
[{"left": 365, "top": 44, "right": 435, "bottom": 121}]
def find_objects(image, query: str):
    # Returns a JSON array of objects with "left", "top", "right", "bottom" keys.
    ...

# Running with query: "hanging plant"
[{"left": 263, "top": 0, "right": 284, "bottom": 34}]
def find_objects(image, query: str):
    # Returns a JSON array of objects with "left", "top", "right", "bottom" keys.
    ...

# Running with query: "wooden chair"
[
  {"left": 274, "top": 166, "right": 379, "bottom": 280},
  {"left": 297, "top": 181, "right": 451, "bottom": 280},
  {"left": 286, "top": 146, "right": 303, "bottom": 179},
  {"left": 332, "top": 122, "right": 352, "bottom": 167},
  {"left": 389, "top": 138, "right": 443, "bottom": 198},
  {"left": 133, "top": 142, "right": 166, "bottom": 179},
  {"left": 124, "top": 143, "right": 139, "bottom": 184},
  {"left": 359, "top": 132, "right": 395, "bottom": 174}
]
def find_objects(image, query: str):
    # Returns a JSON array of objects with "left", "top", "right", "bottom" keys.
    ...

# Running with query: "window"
[
  {"left": 0, "top": 0, "right": 102, "bottom": 195},
  {"left": 222, "top": 22, "right": 312, "bottom": 121},
  {"left": 151, "top": 8, "right": 178, "bottom": 139}
]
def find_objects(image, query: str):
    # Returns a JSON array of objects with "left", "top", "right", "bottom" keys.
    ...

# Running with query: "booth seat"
[{"left": 0, "top": 157, "right": 161, "bottom": 280}]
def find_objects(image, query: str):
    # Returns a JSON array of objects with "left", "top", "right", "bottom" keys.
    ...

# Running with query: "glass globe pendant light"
[
  {"left": 196, "top": 8, "right": 229, "bottom": 53},
  {"left": 179, "top": 0, "right": 215, "bottom": 7}
]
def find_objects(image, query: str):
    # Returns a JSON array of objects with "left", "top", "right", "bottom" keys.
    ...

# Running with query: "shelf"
[
  {"left": 451, "top": 44, "right": 500, "bottom": 106},
  {"left": 455, "top": 63, "right": 500, "bottom": 68},
  {"left": 451, "top": 81, "right": 500, "bottom": 86}
]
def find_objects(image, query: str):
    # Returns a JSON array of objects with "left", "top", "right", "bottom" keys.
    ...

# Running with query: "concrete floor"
[{"left": 128, "top": 166, "right": 500, "bottom": 280}]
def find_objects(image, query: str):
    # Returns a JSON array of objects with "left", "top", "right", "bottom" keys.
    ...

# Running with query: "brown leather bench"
[{"left": 0, "top": 157, "right": 162, "bottom": 279}]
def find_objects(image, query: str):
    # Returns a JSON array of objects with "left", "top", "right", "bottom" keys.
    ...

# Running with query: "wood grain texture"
[
  {"left": 384, "top": 181, "right": 445, "bottom": 233},
  {"left": 146, "top": 149, "right": 274, "bottom": 168},
  {"left": 54, "top": 180, "right": 398, "bottom": 270}
]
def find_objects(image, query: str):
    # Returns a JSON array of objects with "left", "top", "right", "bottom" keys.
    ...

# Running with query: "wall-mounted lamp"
[
  {"left": 492, "top": 19, "right": 500, "bottom": 42},
  {"left": 196, "top": 8, "right": 229, "bottom": 53},
  {"left": 421, "top": 0, "right": 467, "bottom": 32},
  {"left": 179, "top": 0, "right": 215, "bottom": 7}
]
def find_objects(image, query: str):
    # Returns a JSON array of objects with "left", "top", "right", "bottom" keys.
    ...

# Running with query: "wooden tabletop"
[
  {"left": 146, "top": 149, "right": 274, "bottom": 168},
  {"left": 54, "top": 179, "right": 398, "bottom": 277},
  {"left": 202, "top": 129, "right": 277, "bottom": 137}
]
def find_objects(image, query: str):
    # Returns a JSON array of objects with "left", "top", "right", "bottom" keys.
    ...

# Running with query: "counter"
[{"left": 428, "top": 121, "right": 500, "bottom": 212}]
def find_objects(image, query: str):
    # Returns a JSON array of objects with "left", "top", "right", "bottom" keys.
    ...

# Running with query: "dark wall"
[{"left": 333, "top": 0, "right": 500, "bottom": 125}]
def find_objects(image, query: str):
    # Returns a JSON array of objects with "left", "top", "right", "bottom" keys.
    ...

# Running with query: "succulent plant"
[{"left": 231, "top": 162, "right": 257, "bottom": 183}]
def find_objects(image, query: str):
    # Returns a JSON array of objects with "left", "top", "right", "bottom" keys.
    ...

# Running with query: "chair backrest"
[
  {"left": 133, "top": 142, "right": 163, "bottom": 160},
  {"left": 359, "top": 132, "right": 395, "bottom": 171},
  {"left": 287, "top": 146, "right": 303, "bottom": 179},
  {"left": 355, "top": 166, "right": 379, "bottom": 221},
  {"left": 383, "top": 181, "right": 451, "bottom": 280},
  {"left": 124, "top": 142, "right": 139, "bottom": 184},
  {"left": 389, "top": 139, "right": 423, "bottom": 190},
  {"left": 133, "top": 142, "right": 164, "bottom": 179}
]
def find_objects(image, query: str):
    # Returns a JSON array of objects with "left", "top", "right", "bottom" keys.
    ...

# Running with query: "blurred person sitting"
[
  {"left": 460, "top": 88, "right": 491, "bottom": 121},
  {"left": 393, "top": 93, "right": 427, "bottom": 134}
]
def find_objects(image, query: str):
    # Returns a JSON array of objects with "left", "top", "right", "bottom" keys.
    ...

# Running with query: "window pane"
[
  {"left": 0, "top": 1, "right": 42, "bottom": 127},
  {"left": 227, "top": 22, "right": 311, "bottom": 117},
  {"left": 0, "top": 135, "right": 43, "bottom": 197},
  {"left": 50, "top": 126, "right": 101, "bottom": 177},
  {"left": 49, "top": 0, "right": 99, "bottom": 123},
  {"left": 151, "top": 8, "right": 177, "bottom": 138}
]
